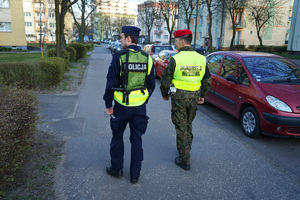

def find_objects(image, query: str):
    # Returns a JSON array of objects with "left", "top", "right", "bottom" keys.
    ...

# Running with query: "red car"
[
  {"left": 154, "top": 50, "right": 178, "bottom": 78},
  {"left": 205, "top": 51, "right": 300, "bottom": 138}
]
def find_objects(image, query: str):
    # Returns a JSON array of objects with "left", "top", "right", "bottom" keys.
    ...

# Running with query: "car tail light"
[{"left": 151, "top": 46, "right": 154, "bottom": 55}]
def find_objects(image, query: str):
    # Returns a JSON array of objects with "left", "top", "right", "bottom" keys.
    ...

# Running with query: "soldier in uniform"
[
  {"left": 160, "top": 29, "right": 212, "bottom": 171},
  {"left": 103, "top": 26, "right": 155, "bottom": 183}
]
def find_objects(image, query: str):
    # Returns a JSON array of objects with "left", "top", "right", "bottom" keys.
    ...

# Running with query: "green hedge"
[
  {"left": 0, "top": 62, "right": 44, "bottom": 89},
  {"left": 0, "top": 47, "right": 12, "bottom": 51},
  {"left": 232, "top": 45, "right": 246, "bottom": 51},
  {"left": 247, "top": 45, "right": 287, "bottom": 54},
  {"left": 0, "top": 86, "right": 38, "bottom": 196},
  {"left": 69, "top": 43, "right": 87, "bottom": 61},
  {"left": 66, "top": 46, "right": 76, "bottom": 62},
  {"left": 0, "top": 58, "right": 66, "bottom": 88},
  {"left": 85, "top": 43, "right": 93, "bottom": 51},
  {"left": 39, "top": 57, "right": 65, "bottom": 86},
  {"left": 46, "top": 49, "right": 70, "bottom": 71}
]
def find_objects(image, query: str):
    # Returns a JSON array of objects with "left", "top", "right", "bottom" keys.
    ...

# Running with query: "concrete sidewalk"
[{"left": 38, "top": 47, "right": 300, "bottom": 200}]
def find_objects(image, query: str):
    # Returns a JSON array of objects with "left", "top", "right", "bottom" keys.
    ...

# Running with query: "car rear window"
[
  {"left": 153, "top": 46, "right": 173, "bottom": 54},
  {"left": 243, "top": 57, "right": 300, "bottom": 83}
]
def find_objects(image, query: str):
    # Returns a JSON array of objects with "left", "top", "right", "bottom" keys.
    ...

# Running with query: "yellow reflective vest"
[
  {"left": 171, "top": 51, "right": 206, "bottom": 91},
  {"left": 114, "top": 49, "right": 153, "bottom": 107}
]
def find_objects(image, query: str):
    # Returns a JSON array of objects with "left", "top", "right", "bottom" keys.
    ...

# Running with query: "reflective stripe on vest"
[
  {"left": 114, "top": 49, "right": 153, "bottom": 107},
  {"left": 171, "top": 51, "right": 206, "bottom": 91}
]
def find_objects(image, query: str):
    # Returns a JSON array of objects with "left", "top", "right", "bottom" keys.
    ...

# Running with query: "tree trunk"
[
  {"left": 147, "top": 29, "right": 151, "bottom": 43},
  {"left": 207, "top": 1, "right": 213, "bottom": 53},
  {"left": 55, "top": 0, "right": 66, "bottom": 57},
  {"left": 230, "top": 25, "right": 236, "bottom": 50},
  {"left": 257, "top": 30, "right": 264, "bottom": 52}
]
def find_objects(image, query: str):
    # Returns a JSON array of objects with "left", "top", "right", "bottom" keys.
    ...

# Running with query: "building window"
[
  {"left": 200, "top": 16, "right": 203, "bottom": 25},
  {"left": 164, "top": 35, "right": 168, "bottom": 39},
  {"left": 24, "top": 12, "right": 32, "bottom": 17},
  {"left": 0, "top": 22, "right": 12, "bottom": 31},
  {"left": 199, "top": 32, "right": 202, "bottom": 39},
  {"left": 25, "top": 22, "right": 32, "bottom": 26},
  {"left": 156, "top": 35, "right": 161, "bottom": 39},
  {"left": 164, "top": 27, "right": 167, "bottom": 31},
  {"left": 0, "top": 0, "right": 9, "bottom": 8}
]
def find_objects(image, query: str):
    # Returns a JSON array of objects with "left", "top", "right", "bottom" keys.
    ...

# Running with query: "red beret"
[{"left": 173, "top": 29, "right": 193, "bottom": 38}]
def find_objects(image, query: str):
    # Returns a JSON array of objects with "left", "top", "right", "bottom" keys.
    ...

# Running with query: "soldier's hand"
[
  {"left": 198, "top": 97, "right": 204, "bottom": 104},
  {"left": 106, "top": 107, "right": 114, "bottom": 115},
  {"left": 163, "top": 96, "right": 169, "bottom": 101}
]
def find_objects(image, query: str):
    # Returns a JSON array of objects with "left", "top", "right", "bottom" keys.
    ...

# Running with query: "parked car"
[
  {"left": 191, "top": 44, "right": 206, "bottom": 54},
  {"left": 143, "top": 44, "right": 173, "bottom": 60},
  {"left": 112, "top": 42, "right": 122, "bottom": 53},
  {"left": 154, "top": 50, "right": 178, "bottom": 78},
  {"left": 204, "top": 51, "right": 300, "bottom": 138}
]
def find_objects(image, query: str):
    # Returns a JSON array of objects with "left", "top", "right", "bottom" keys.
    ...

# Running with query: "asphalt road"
[{"left": 38, "top": 46, "right": 300, "bottom": 200}]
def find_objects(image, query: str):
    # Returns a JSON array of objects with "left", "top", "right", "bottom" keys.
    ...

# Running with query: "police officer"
[
  {"left": 103, "top": 26, "right": 155, "bottom": 184},
  {"left": 160, "top": 29, "right": 212, "bottom": 171}
]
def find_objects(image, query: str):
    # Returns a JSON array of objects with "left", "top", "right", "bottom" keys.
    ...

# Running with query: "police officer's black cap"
[{"left": 122, "top": 26, "right": 141, "bottom": 38}]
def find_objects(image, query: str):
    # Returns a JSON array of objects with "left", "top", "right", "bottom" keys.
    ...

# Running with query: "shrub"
[
  {"left": 232, "top": 45, "right": 246, "bottom": 51},
  {"left": 69, "top": 43, "right": 87, "bottom": 61},
  {"left": 85, "top": 43, "right": 93, "bottom": 51},
  {"left": 39, "top": 57, "right": 65, "bottom": 86},
  {"left": 0, "top": 62, "right": 44, "bottom": 89},
  {"left": 46, "top": 48, "right": 56, "bottom": 58},
  {"left": 0, "top": 86, "right": 38, "bottom": 196},
  {"left": 0, "top": 47, "right": 12, "bottom": 51},
  {"left": 46, "top": 44, "right": 56, "bottom": 49},
  {"left": 46, "top": 49, "right": 70, "bottom": 71},
  {"left": 66, "top": 46, "right": 76, "bottom": 62}
]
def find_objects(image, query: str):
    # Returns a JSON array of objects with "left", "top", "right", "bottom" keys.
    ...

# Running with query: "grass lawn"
[
  {"left": 0, "top": 52, "right": 47, "bottom": 63},
  {"left": 273, "top": 52, "right": 300, "bottom": 60}
]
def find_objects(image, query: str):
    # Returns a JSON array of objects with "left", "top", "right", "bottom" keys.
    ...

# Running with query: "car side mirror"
[{"left": 226, "top": 75, "right": 238, "bottom": 83}]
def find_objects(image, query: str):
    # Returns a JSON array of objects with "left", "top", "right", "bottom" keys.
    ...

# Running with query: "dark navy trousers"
[{"left": 110, "top": 101, "right": 148, "bottom": 178}]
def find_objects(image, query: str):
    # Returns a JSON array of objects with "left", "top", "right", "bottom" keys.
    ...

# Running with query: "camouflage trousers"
[{"left": 171, "top": 97, "right": 198, "bottom": 165}]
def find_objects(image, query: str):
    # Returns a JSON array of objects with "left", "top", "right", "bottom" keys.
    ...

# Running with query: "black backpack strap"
[
  {"left": 140, "top": 50, "right": 149, "bottom": 57},
  {"left": 118, "top": 49, "right": 127, "bottom": 55}
]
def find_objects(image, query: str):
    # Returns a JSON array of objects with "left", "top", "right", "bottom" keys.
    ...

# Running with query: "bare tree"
[
  {"left": 70, "top": 0, "right": 101, "bottom": 43},
  {"left": 219, "top": 0, "right": 246, "bottom": 50},
  {"left": 178, "top": 0, "right": 196, "bottom": 30},
  {"left": 55, "top": 0, "right": 79, "bottom": 56},
  {"left": 158, "top": 0, "right": 178, "bottom": 44},
  {"left": 138, "top": 1, "right": 159, "bottom": 43},
  {"left": 202, "top": 0, "right": 222, "bottom": 52},
  {"left": 103, "top": 15, "right": 112, "bottom": 39},
  {"left": 111, "top": 15, "right": 136, "bottom": 35},
  {"left": 246, "top": 0, "right": 289, "bottom": 51}
]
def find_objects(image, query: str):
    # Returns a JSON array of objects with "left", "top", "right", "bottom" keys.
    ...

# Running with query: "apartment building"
[
  {"left": 0, "top": 0, "right": 27, "bottom": 49},
  {"left": 22, "top": 0, "right": 73, "bottom": 44},
  {"left": 137, "top": 1, "right": 177, "bottom": 44},
  {"left": 94, "top": 0, "right": 137, "bottom": 40},
  {"left": 178, "top": 0, "right": 291, "bottom": 50},
  {"left": 288, "top": 0, "right": 300, "bottom": 54}
]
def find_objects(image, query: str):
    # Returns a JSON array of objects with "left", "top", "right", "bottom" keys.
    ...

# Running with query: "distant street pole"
[
  {"left": 194, "top": 0, "right": 199, "bottom": 47},
  {"left": 39, "top": 0, "right": 42, "bottom": 47}
]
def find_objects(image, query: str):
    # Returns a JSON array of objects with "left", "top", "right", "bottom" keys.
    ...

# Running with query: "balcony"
[
  {"left": 154, "top": 30, "right": 163, "bottom": 35},
  {"left": 35, "top": 17, "right": 47, "bottom": 22},
  {"left": 154, "top": 19, "right": 163, "bottom": 27},
  {"left": 35, "top": 27, "right": 47, "bottom": 32},
  {"left": 33, "top": 7, "right": 45, "bottom": 12}
]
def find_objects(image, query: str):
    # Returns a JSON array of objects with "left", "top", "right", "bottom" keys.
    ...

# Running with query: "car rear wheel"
[{"left": 240, "top": 107, "right": 261, "bottom": 138}]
